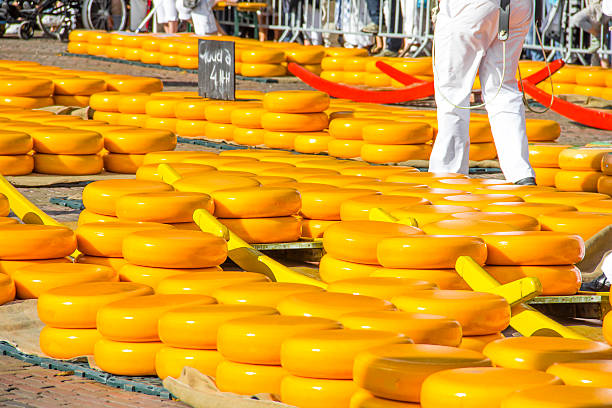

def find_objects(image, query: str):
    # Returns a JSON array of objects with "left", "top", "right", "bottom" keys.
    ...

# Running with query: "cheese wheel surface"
[
  {"left": 155, "top": 346, "right": 223, "bottom": 379},
  {"left": 340, "top": 195, "right": 430, "bottom": 221},
  {"left": 546, "top": 360, "right": 612, "bottom": 387},
  {"left": 136, "top": 162, "right": 214, "bottom": 181},
  {"left": 318, "top": 255, "right": 381, "bottom": 282},
  {"left": 525, "top": 119, "right": 561, "bottom": 142},
  {"left": 389, "top": 204, "right": 474, "bottom": 226},
  {"left": 474, "top": 184, "right": 557, "bottom": 198},
  {"left": 354, "top": 344, "right": 491, "bottom": 402},
  {"left": 0, "top": 78, "right": 53, "bottom": 97},
  {"left": 218, "top": 216, "right": 302, "bottom": 244},
  {"left": 574, "top": 200, "right": 612, "bottom": 213},
  {"left": 40, "top": 327, "right": 102, "bottom": 359},
  {"left": 529, "top": 144, "right": 572, "bottom": 168},
  {"left": 123, "top": 230, "right": 227, "bottom": 268},
  {"left": 293, "top": 133, "right": 334, "bottom": 153},
  {"left": 0, "top": 225, "right": 76, "bottom": 260},
  {"left": 75, "top": 255, "right": 127, "bottom": 272},
  {"left": 281, "top": 376, "right": 357, "bottom": 408},
  {"left": 213, "top": 282, "right": 323, "bottom": 308},
  {"left": 33, "top": 154, "right": 103, "bottom": 175},
  {"left": 484, "top": 265, "right": 581, "bottom": 296},
  {"left": 524, "top": 191, "right": 610, "bottom": 206},
  {"left": 448, "top": 211, "right": 540, "bottom": 231},
  {"left": 538, "top": 211, "right": 612, "bottom": 240},
  {"left": 483, "top": 337, "right": 612, "bottom": 371},
  {"left": 103, "top": 153, "right": 145, "bottom": 174},
  {"left": 420, "top": 367, "right": 562, "bottom": 408},
  {"left": 371, "top": 268, "right": 470, "bottom": 290},
  {"left": 500, "top": 385, "right": 612, "bottom": 408},
  {"left": 555, "top": 170, "right": 603, "bottom": 192},
  {"left": 277, "top": 291, "right": 394, "bottom": 320},
  {"left": 481, "top": 231, "right": 585, "bottom": 265},
  {"left": 37, "top": 281, "right": 152, "bottom": 328},
  {"left": 558, "top": 148, "right": 612, "bottom": 171},
  {"left": 329, "top": 118, "right": 389, "bottom": 140},
  {"left": 105, "top": 77, "right": 163, "bottom": 93},
  {"left": 156, "top": 271, "right": 269, "bottom": 296},
  {"left": 0, "top": 130, "right": 32, "bottom": 155},
  {"left": 82, "top": 179, "right": 173, "bottom": 216},
  {"left": 327, "top": 139, "right": 365, "bottom": 159},
  {"left": 173, "top": 173, "right": 260, "bottom": 195},
  {"left": 327, "top": 277, "right": 436, "bottom": 300},
  {"left": 362, "top": 122, "right": 433, "bottom": 145},
  {"left": 0, "top": 273, "right": 15, "bottom": 305},
  {"left": 599, "top": 176, "right": 612, "bottom": 195},
  {"left": 483, "top": 201, "right": 577, "bottom": 217},
  {"left": 361, "top": 143, "right": 432, "bottom": 163},
  {"left": 95, "top": 338, "right": 164, "bottom": 376},
  {"left": 350, "top": 389, "right": 420, "bottom": 408},
  {"left": 263, "top": 91, "right": 329, "bottom": 113},
  {"left": 104, "top": 128, "right": 176, "bottom": 154},
  {"left": 421, "top": 219, "right": 519, "bottom": 235},
  {"left": 300, "top": 188, "right": 378, "bottom": 220},
  {"left": 392, "top": 290, "right": 510, "bottom": 336},
  {"left": 262, "top": 112, "right": 328, "bottom": 132},
  {"left": 340, "top": 166, "right": 417, "bottom": 179},
  {"left": 433, "top": 193, "right": 523, "bottom": 209},
  {"left": 212, "top": 187, "right": 300, "bottom": 218},
  {"left": 216, "top": 360, "right": 287, "bottom": 396},
  {"left": 116, "top": 191, "right": 213, "bottom": 223},
  {"left": 217, "top": 315, "right": 340, "bottom": 364}
]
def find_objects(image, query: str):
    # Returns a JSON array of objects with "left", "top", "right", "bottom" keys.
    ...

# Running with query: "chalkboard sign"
[{"left": 198, "top": 39, "right": 235, "bottom": 100}]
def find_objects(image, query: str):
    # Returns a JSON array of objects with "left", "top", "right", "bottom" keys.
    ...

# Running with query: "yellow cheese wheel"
[
  {"left": 213, "top": 282, "right": 324, "bottom": 308},
  {"left": 118, "top": 263, "right": 221, "bottom": 289},
  {"left": 420, "top": 219, "right": 519, "bottom": 235},
  {"left": 262, "top": 131, "right": 296, "bottom": 149},
  {"left": 145, "top": 98, "right": 181, "bottom": 118},
  {"left": 340, "top": 195, "right": 430, "bottom": 221},
  {"left": 301, "top": 219, "right": 338, "bottom": 238},
  {"left": 300, "top": 188, "right": 378, "bottom": 220},
  {"left": 323, "top": 220, "right": 424, "bottom": 264},
  {"left": 216, "top": 360, "right": 287, "bottom": 395},
  {"left": 469, "top": 142, "right": 498, "bottom": 161},
  {"left": 33, "top": 154, "right": 103, "bottom": 175},
  {"left": 212, "top": 186, "right": 300, "bottom": 218},
  {"left": 76, "top": 221, "right": 173, "bottom": 258},
  {"left": 82, "top": 179, "right": 173, "bottom": 216},
  {"left": 529, "top": 144, "right": 572, "bottom": 168},
  {"left": 370, "top": 267, "right": 470, "bottom": 290},
  {"left": 53, "top": 95, "right": 90, "bottom": 107},
  {"left": 116, "top": 191, "right": 213, "bottom": 223},
  {"left": 37, "top": 281, "right": 152, "bottom": 328},
  {"left": 104, "top": 128, "right": 176, "bottom": 154},
  {"left": 123, "top": 229, "right": 227, "bottom": 268},
  {"left": 218, "top": 216, "right": 302, "bottom": 243},
  {"left": 360, "top": 144, "right": 432, "bottom": 163},
  {"left": 92, "top": 111, "right": 122, "bottom": 124},
  {"left": 524, "top": 191, "right": 610, "bottom": 206},
  {"left": 481, "top": 231, "right": 584, "bottom": 265},
  {"left": 539, "top": 211, "right": 612, "bottom": 240},
  {"left": 300, "top": 175, "right": 379, "bottom": 188},
  {"left": 205, "top": 102, "right": 261, "bottom": 124},
  {"left": 174, "top": 100, "right": 215, "bottom": 120},
  {"left": 433, "top": 193, "right": 523, "bottom": 209},
  {"left": 339, "top": 166, "right": 418, "bottom": 179},
  {"left": 261, "top": 112, "right": 328, "bottom": 132},
  {"left": 362, "top": 123, "right": 433, "bottom": 145},
  {"left": 252, "top": 176, "right": 296, "bottom": 186},
  {"left": 525, "top": 119, "right": 560, "bottom": 142},
  {"left": 97, "top": 293, "right": 214, "bottom": 341},
  {"left": 140, "top": 51, "right": 162, "bottom": 64},
  {"left": 77, "top": 209, "right": 118, "bottom": 225},
  {"left": 555, "top": 170, "right": 603, "bottom": 192},
  {"left": 67, "top": 42, "right": 88, "bottom": 54},
  {"left": 377, "top": 236, "right": 487, "bottom": 269},
  {"left": 158, "top": 304, "right": 276, "bottom": 349},
  {"left": 546, "top": 360, "right": 612, "bottom": 387},
  {"left": 118, "top": 113, "right": 150, "bottom": 127},
  {"left": 448, "top": 211, "right": 540, "bottom": 231},
  {"left": 350, "top": 389, "right": 420, "bottom": 408},
  {"left": 53, "top": 77, "right": 106, "bottom": 96},
  {"left": 30, "top": 128, "right": 102, "bottom": 154},
  {"left": 328, "top": 139, "right": 365, "bottom": 159},
  {"left": 230, "top": 108, "right": 265, "bottom": 129},
  {"left": 420, "top": 367, "right": 562, "bottom": 408},
  {"left": 349, "top": 183, "right": 429, "bottom": 195},
  {"left": 282, "top": 328, "right": 409, "bottom": 379},
  {"left": 354, "top": 344, "right": 492, "bottom": 402},
  {"left": 241, "top": 63, "right": 287, "bottom": 77},
  {"left": 286, "top": 49, "right": 325, "bottom": 65},
  {"left": 318, "top": 255, "right": 381, "bottom": 282},
  {"left": 340, "top": 311, "right": 462, "bottom": 347},
  {"left": 474, "top": 184, "right": 557, "bottom": 198},
  {"left": 0, "top": 130, "right": 31, "bottom": 155},
  {"left": 459, "top": 333, "right": 505, "bottom": 352},
  {"left": 116, "top": 94, "right": 154, "bottom": 114},
  {"left": 217, "top": 315, "right": 340, "bottom": 364},
  {"left": 483, "top": 337, "right": 612, "bottom": 371},
  {"left": 144, "top": 117, "right": 177, "bottom": 132},
  {"left": 173, "top": 173, "right": 260, "bottom": 195},
  {"left": 156, "top": 271, "right": 269, "bottom": 296},
  {"left": 433, "top": 178, "right": 510, "bottom": 191},
  {"left": 0, "top": 273, "right": 15, "bottom": 305},
  {"left": 293, "top": 133, "right": 334, "bottom": 154},
  {"left": 155, "top": 346, "right": 222, "bottom": 379},
  {"left": 0, "top": 225, "right": 75, "bottom": 260},
  {"left": 0, "top": 78, "right": 53, "bottom": 97},
  {"left": 388, "top": 204, "right": 474, "bottom": 226},
  {"left": 105, "top": 77, "right": 163, "bottom": 93},
  {"left": 95, "top": 338, "right": 164, "bottom": 376},
  {"left": 483, "top": 201, "right": 577, "bottom": 217},
  {"left": 13, "top": 263, "right": 117, "bottom": 299},
  {"left": 175, "top": 119, "right": 207, "bottom": 137},
  {"left": 281, "top": 375, "right": 357, "bottom": 408},
  {"left": 75, "top": 255, "right": 127, "bottom": 272},
  {"left": 602, "top": 152, "right": 611, "bottom": 175},
  {"left": 575, "top": 199, "right": 612, "bottom": 213},
  {"left": 263, "top": 91, "right": 330, "bottom": 114},
  {"left": 599, "top": 175, "right": 612, "bottom": 195},
  {"left": 241, "top": 48, "right": 285, "bottom": 63},
  {"left": 39, "top": 326, "right": 102, "bottom": 359},
  {"left": 90, "top": 92, "right": 144, "bottom": 112},
  {"left": 103, "top": 153, "right": 144, "bottom": 174},
  {"left": 0, "top": 96, "right": 54, "bottom": 109},
  {"left": 142, "top": 150, "right": 217, "bottom": 165},
  {"left": 501, "top": 384, "right": 612, "bottom": 408},
  {"left": 559, "top": 148, "right": 612, "bottom": 171},
  {"left": 277, "top": 291, "right": 394, "bottom": 320},
  {"left": 485, "top": 265, "right": 580, "bottom": 295}
]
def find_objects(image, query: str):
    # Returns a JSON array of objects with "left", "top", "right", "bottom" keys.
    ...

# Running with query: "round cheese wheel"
[
  {"left": 282, "top": 328, "right": 409, "bottom": 380},
  {"left": 300, "top": 188, "right": 378, "bottom": 220},
  {"left": 340, "top": 311, "right": 462, "bottom": 347},
  {"left": 323, "top": 221, "right": 424, "bottom": 264},
  {"left": 448, "top": 211, "right": 540, "bottom": 231},
  {"left": 293, "top": 133, "right": 334, "bottom": 154},
  {"left": 0, "top": 130, "right": 32, "bottom": 155},
  {"left": 261, "top": 112, "right": 328, "bottom": 132},
  {"left": 158, "top": 304, "right": 276, "bottom": 349},
  {"left": 82, "top": 179, "right": 173, "bottom": 216},
  {"left": 301, "top": 219, "right": 338, "bottom": 238},
  {"left": 263, "top": 131, "right": 297, "bottom": 149},
  {"left": 174, "top": 100, "right": 212, "bottom": 120},
  {"left": 524, "top": 191, "right": 610, "bottom": 206},
  {"left": 213, "top": 282, "right": 324, "bottom": 308},
  {"left": 116, "top": 94, "right": 153, "bottom": 114},
  {"left": 53, "top": 77, "right": 106, "bottom": 96},
  {"left": 474, "top": 185, "right": 557, "bottom": 198},
  {"left": 40, "top": 326, "right": 102, "bottom": 359},
  {"left": 0, "top": 96, "right": 54, "bottom": 109},
  {"left": 483, "top": 201, "right": 577, "bottom": 217},
  {"left": 354, "top": 344, "right": 491, "bottom": 402},
  {"left": 13, "top": 263, "right": 117, "bottom": 299},
  {"left": 92, "top": 111, "right": 122, "bottom": 124},
  {"left": 156, "top": 271, "right": 269, "bottom": 296},
  {"left": 205, "top": 102, "right": 261, "bottom": 124},
  {"left": 253, "top": 176, "right": 297, "bottom": 186},
  {"left": 433, "top": 193, "right": 523, "bottom": 209},
  {"left": 0, "top": 193, "right": 8, "bottom": 217},
  {"left": 53, "top": 95, "right": 90, "bottom": 107},
  {"left": 205, "top": 122, "right": 237, "bottom": 140},
  {"left": 327, "top": 139, "right": 365, "bottom": 159},
  {"left": 230, "top": 108, "right": 265, "bottom": 130},
  {"left": 388, "top": 205, "right": 474, "bottom": 226},
  {"left": 539, "top": 211, "right": 612, "bottom": 240},
  {"left": 103, "top": 153, "right": 145, "bottom": 174},
  {"left": 176, "top": 119, "right": 207, "bottom": 137},
  {"left": 77, "top": 210, "right": 118, "bottom": 225},
  {"left": 38, "top": 281, "right": 152, "bottom": 328},
  {"left": 483, "top": 337, "right": 612, "bottom": 371},
  {"left": 529, "top": 144, "right": 572, "bottom": 168},
  {"left": 301, "top": 175, "right": 379, "bottom": 188},
  {"left": 318, "top": 255, "right": 381, "bottom": 282},
  {"left": 469, "top": 142, "right": 498, "bottom": 161},
  {"left": 350, "top": 389, "right": 420, "bottom": 408},
  {"left": 420, "top": 367, "right": 561, "bottom": 408},
  {"left": 459, "top": 333, "right": 505, "bottom": 352},
  {"left": 554, "top": 170, "right": 603, "bottom": 192},
  {"left": 123, "top": 229, "right": 227, "bottom": 268},
  {"left": 76, "top": 221, "right": 173, "bottom": 258},
  {"left": 97, "top": 293, "right": 214, "bottom": 341},
  {"left": 361, "top": 144, "right": 432, "bottom": 163},
  {"left": 155, "top": 346, "right": 222, "bottom": 379},
  {"left": 281, "top": 375, "right": 357, "bottom": 408},
  {"left": 118, "top": 263, "right": 221, "bottom": 289},
  {"left": 340, "top": 195, "right": 430, "bottom": 221},
  {"left": 90, "top": 92, "right": 144, "bottom": 112},
  {"left": 546, "top": 360, "right": 612, "bottom": 387},
  {"left": 216, "top": 360, "right": 287, "bottom": 395},
  {"left": 75, "top": 255, "right": 127, "bottom": 272},
  {"left": 0, "top": 78, "right": 53, "bottom": 97},
  {"left": 263, "top": 91, "right": 329, "bottom": 114},
  {"left": 142, "top": 150, "right": 216, "bottom": 165},
  {"left": 33, "top": 154, "right": 103, "bottom": 175},
  {"left": 377, "top": 236, "right": 487, "bottom": 269},
  {"left": 116, "top": 191, "right": 213, "bottom": 223},
  {"left": 501, "top": 385, "right": 612, "bottom": 408},
  {"left": 484, "top": 265, "right": 581, "bottom": 295},
  {"left": 173, "top": 173, "right": 260, "bottom": 195},
  {"left": 211, "top": 187, "right": 300, "bottom": 218},
  {"left": 183, "top": 155, "right": 257, "bottom": 168},
  {"left": 0, "top": 273, "right": 15, "bottom": 305},
  {"left": 105, "top": 77, "right": 163, "bottom": 93},
  {"left": 0, "top": 225, "right": 75, "bottom": 260},
  {"left": 433, "top": 178, "right": 510, "bottom": 191},
  {"left": 371, "top": 268, "right": 470, "bottom": 290},
  {"left": 339, "top": 166, "right": 417, "bottom": 179},
  {"left": 217, "top": 315, "right": 340, "bottom": 364},
  {"left": 575, "top": 200, "right": 612, "bottom": 213},
  {"left": 241, "top": 63, "right": 287, "bottom": 77},
  {"left": 104, "top": 128, "right": 176, "bottom": 154},
  {"left": 558, "top": 148, "right": 612, "bottom": 171},
  {"left": 95, "top": 338, "right": 164, "bottom": 376},
  {"left": 241, "top": 48, "right": 285, "bottom": 63},
  {"left": 259, "top": 154, "right": 333, "bottom": 165},
  {"left": 598, "top": 176, "right": 612, "bottom": 195},
  {"left": 362, "top": 123, "right": 433, "bottom": 145},
  {"left": 145, "top": 98, "right": 181, "bottom": 118},
  {"left": 118, "top": 113, "right": 150, "bottom": 127},
  {"left": 392, "top": 290, "right": 510, "bottom": 335},
  {"left": 144, "top": 117, "right": 178, "bottom": 132},
  {"left": 525, "top": 119, "right": 561, "bottom": 142},
  {"left": 420, "top": 219, "right": 519, "bottom": 235},
  {"left": 286, "top": 48, "right": 325, "bottom": 65},
  {"left": 218, "top": 216, "right": 302, "bottom": 244},
  {"left": 481, "top": 231, "right": 584, "bottom": 265},
  {"left": 137, "top": 161, "right": 214, "bottom": 181},
  {"left": 277, "top": 291, "right": 394, "bottom": 320}
]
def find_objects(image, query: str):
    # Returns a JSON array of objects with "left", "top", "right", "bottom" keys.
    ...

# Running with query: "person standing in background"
[{"left": 154, "top": 0, "right": 179, "bottom": 32}]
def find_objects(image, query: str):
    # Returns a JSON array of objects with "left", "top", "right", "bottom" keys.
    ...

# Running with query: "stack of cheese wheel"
[
  {"left": 481, "top": 231, "right": 585, "bottom": 296},
  {"left": 261, "top": 91, "right": 330, "bottom": 153},
  {"left": 524, "top": 119, "right": 561, "bottom": 143},
  {"left": 204, "top": 101, "right": 262, "bottom": 142},
  {"left": 174, "top": 98, "right": 210, "bottom": 139},
  {"left": 327, "top": 118, "right": 379, "bottom": 160},
  {"left": 156, "top": 304, "right": 278, "bottom": 380},
  {"left": 0, "top": 128, "right": 33, "bottom": 175},
  {"left": 30, "top": 126, "right": 104, "bottom": 175},
  {"left": 467, "top": 119, "right": 498, "bottom": 161},
  {"left": 216, "top": 314, "right": 340, "bottom": 396},
  {"left": 230, "top": 103, "right": 267, "bottom": 146},
  {"left": 37, "top": 281, "right": 153, "bottom": 359},
  {"left": 0, "top": 64, "right": 54, "bottom": 109},
  {"left": 51, "top": 75, "right": 106, "bottom": 108},
  {"left": 76, "top": 179, "right": 174, "bottom": 272},
  {"left": 360, "top": 121, "right": 434, "bottom": 163},
  {"left": 280, "top": 328, "right": 410, "bottom": 408},
  {"left": 240, "top": 46, "right": 287, "bottom": 77},
  {"left": 94, "top": 293, "right": 217, "bottom": 376},
  {"left": 555, "top": 147, "right": 612, "bottom": 192},
  {"left": 528, "top": 143, "right": 572, "bottom": 187},
  {"left": 600, "top": 152, "right": 612, "bottom": 196}
]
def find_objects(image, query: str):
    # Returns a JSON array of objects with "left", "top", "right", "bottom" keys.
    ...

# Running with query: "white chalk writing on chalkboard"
[{"left": 198, "top": 39, "right": 235, "bottom": 100}]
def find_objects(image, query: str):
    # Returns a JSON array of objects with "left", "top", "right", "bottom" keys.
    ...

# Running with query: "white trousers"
[
  {"left": 429, "top": 0, "right": 535, "bottom": 182},
  {"left": 154, "top": 0, "right": 178, "bottom": 23}
]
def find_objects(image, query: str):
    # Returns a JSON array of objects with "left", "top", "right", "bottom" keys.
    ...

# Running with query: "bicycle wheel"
[
  {"left": 81, "top": 0, "right": 127, "bottom": 31},
  {"left": 36, "top": 0, "right": 77, "bottom": 40}
]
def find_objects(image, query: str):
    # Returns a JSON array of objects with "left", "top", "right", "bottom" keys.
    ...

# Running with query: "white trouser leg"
[
  {"left": 479, "top": 0, "right": 534, "bottom": 182},
  {"left": 429, "top": 0, "right": 498, "bottom": 175}
]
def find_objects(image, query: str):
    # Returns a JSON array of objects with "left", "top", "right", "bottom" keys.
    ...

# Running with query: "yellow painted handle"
[
  {"left": 158, "top": 163, "right": 183, "bottom": 185},
  {"left": 0, "top": 175, "right": 60, "bottom": 226},
  {"left": 368, "top": 207, "right": 418, "bottom": 227}
]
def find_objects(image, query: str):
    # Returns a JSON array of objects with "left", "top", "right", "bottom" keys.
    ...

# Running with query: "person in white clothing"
[
  {"left": 154, "top": 0, "right": 179, "bottom": 32},
  {"left": 429, "top": 0, "right": 536, "bottom": 185},
  {"left": 176, "top": 0, "right": 227, "bottom": 35}
]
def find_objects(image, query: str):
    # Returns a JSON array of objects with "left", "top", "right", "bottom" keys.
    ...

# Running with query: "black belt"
[{"left": 498, "top": 0, "right": 510, "bottom": 41}]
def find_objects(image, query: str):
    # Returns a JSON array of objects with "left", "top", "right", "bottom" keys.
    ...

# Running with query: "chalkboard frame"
[{"left": 198, "top": 39, "right": 236, "bottom": 101}]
